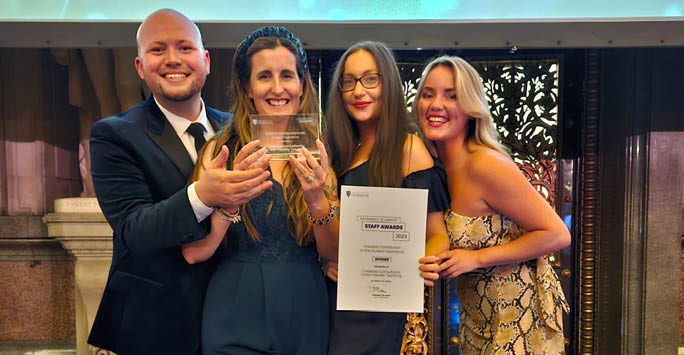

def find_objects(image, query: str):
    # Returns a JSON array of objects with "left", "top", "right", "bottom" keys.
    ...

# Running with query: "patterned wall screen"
[
  {"left": 400, "top": 59, "right": 559, "bottom": 203},
  {"left": 398, "top": 58, "right": 560, "bottom": 354}
]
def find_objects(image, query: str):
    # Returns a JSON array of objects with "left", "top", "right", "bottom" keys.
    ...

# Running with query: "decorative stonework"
[
  {"left": 54, "top": 197, "right": 103, "bottom": 213},
  {"left": 43, "top": 197, "right": 114, "bottom": 355}
]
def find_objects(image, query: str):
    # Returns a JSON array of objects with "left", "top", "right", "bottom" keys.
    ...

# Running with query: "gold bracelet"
[
  {"left": 308, "top": 203, "right": 335, "bottom": 226},
  {"left": 215, "top": 207, "right": 241, "bottom": 223}
]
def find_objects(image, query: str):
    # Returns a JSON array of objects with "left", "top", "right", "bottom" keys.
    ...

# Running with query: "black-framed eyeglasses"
[{"left": 338, "top": 72, "right": 382, "bottom": 92}]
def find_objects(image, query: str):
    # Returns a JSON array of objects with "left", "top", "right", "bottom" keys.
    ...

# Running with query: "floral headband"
[{"left": 235, "top": 25, "right": 308, "bottom": 77}]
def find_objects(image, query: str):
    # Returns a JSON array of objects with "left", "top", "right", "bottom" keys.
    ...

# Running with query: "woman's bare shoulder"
[
  {"left": 403, "top": 134, "right": 435, "bottom": 175},
  {"left": 467, "top": 146, "right": 523, "bottom": 189}
]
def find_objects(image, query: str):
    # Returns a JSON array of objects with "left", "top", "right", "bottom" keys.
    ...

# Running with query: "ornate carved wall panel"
[
  {"left": 474, "top": 59, "right": 559, "bottom": 204},
  {"left": 400, "top": 59, "right": 559, "bottom": 202}
]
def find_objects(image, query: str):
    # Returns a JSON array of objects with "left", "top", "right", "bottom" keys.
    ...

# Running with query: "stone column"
[
  {"left": 644, "top": 132, "right": 684, "bottom": 354},
  {"left": 43, "top": 197, "right": 114, "bottom": 355}
]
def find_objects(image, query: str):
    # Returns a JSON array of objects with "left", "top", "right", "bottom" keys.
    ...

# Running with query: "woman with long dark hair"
[{"left": 324, "top": 41, "right": 450, "bottom": 354}]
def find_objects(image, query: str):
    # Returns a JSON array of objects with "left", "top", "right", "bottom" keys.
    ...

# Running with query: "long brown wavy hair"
[
  {"left": 192, "top": 35, "right": 322, "bottom": 245},
  {"left": 325, "top": 41, "right": 409, "bottom": 188}
]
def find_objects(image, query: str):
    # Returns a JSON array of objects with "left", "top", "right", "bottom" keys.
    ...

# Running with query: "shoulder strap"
[{"left": 406, "top": 135, "right": 414, "bottom": 175}]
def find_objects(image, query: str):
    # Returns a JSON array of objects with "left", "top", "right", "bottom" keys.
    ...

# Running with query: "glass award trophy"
[{"left": 249, "top": 113, "right": 320, "bottom": 160}]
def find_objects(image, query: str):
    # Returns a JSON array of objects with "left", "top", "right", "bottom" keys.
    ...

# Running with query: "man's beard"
[{"left": 158, "top": 80, "right": 201, "bottom": 102}]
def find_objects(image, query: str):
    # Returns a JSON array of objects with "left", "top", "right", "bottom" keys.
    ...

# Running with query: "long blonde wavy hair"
[
  {"left": 412, "top": 55, "right": 511, "bottom": 157},
  {"left": 192, "top": 35, "right": 323, "bottom": 245}
]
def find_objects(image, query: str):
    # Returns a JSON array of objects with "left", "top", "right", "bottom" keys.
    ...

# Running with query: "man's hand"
[
  {"left": 233, "top": 140, "right": 271, "bottom": 171},
  {"left": 195, "top": 144, "right": 273, "bottom": 209}
]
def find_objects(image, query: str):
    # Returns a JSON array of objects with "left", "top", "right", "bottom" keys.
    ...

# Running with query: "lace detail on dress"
[{"left": 222, "top": 181, "right": 319, "bottom": 264}]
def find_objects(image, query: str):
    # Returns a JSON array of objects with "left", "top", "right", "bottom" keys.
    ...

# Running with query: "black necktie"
[{"left": 186, "top": 122, "right": 206, "bottom": 156}]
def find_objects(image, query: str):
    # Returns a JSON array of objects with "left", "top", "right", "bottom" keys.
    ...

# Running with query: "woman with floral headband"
[
  {"left": 181, "top": 26, "right": 337, "bottom": 354},
  {"left": 324, "top": 41, "right": 450, "bottom": 355}
]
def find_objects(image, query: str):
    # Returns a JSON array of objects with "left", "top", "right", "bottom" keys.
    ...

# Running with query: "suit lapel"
[
  {"left": 144, "top": 97, "right": 194, "bottom": 179},
  {"left": 207, "top": 108, "right": 229, "bottom": 133}
]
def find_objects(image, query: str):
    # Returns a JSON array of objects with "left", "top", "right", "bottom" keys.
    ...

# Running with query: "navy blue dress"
[
  {"left": 327, "top": 161, "right": 449, "bottom": 355},
  {"left": 202, "top": 178, "right": 329, "bottom": 355}
]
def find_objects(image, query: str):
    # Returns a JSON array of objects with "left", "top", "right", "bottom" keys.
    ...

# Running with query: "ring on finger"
[{"left": 306, "top": 174, "right": 314, "bottom": 183}]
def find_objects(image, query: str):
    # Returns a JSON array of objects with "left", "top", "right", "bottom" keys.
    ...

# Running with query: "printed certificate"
[{"left": 337, "top": 185, "right": 427, "bottom": 312}]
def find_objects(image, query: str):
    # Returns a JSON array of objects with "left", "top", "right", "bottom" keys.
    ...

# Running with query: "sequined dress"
[{"left": 445, "top": 210, "right": 569, "bottom": 354}]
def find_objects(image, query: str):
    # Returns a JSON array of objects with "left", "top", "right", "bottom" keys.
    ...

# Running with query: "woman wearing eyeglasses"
[{"left": 324, "top": 41, "right": 450, "bottom": 354}]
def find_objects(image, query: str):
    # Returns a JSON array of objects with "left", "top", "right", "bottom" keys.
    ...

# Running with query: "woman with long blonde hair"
[
  {"left": 414, "top": 55, "right": 570, "bottom": 353},
  {"left": 181, "top": 26, "right": 338, "bottom": 354}
]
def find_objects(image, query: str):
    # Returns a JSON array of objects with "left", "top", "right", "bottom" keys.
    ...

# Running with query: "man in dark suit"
[{"left": 87, "top": 9, "right": 272, "bottom": 354}]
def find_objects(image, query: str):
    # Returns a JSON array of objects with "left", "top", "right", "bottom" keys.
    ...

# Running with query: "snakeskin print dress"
[{"left": 445, "top": 209, "right": 569, "bottom": 355}]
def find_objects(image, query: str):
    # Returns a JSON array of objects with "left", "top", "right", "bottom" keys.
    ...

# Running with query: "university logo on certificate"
[{"left": 337, "top": 185, "right": 428, "bottom": 313}]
